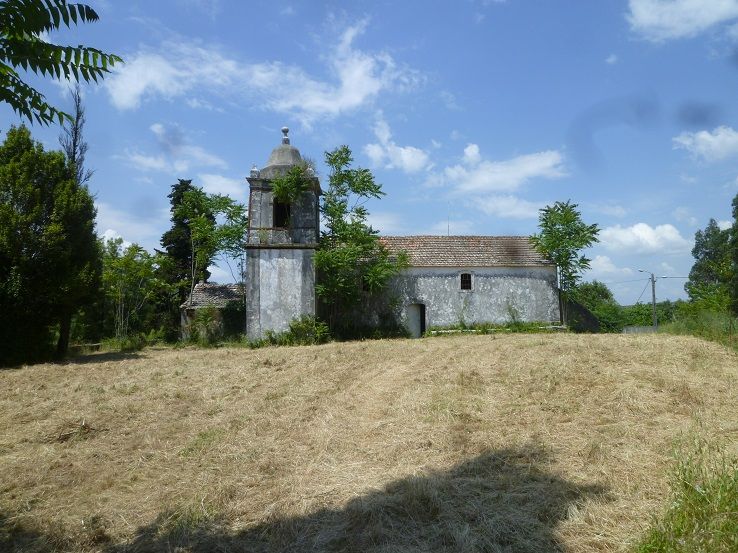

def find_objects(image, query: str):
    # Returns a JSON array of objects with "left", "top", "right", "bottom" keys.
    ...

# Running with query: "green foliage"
[
  {"left": 530, "top": 200, "right": 600, "bottom": 294},
  {"left": 190, "top": 307, "right": 221, "bottom": 347},
  {"left": 686, "top": 218, "right": 731, "bottom": 313},
  {"left": 176, "top": 187, "right": 247, "bottom": 308},
  {"left": 636, "top": 437, "right": 738, "bottom": 553},
  {"left": 0, "top": 0, "right": 122, "bottom": 125},
  {"left": 572, "top": 281, "right": 624, "bottom": 333},
  {"left": 621, "top": 301, "right": 679, "bottom": 328},
  {"left": 315, "top": 145, "right": 408, "bottom": 331},
  {"left": 271, "top": 164, "right": 312, "bottom": 207},
  {"left": 661, "top": 307, "right": 735, "bottom": 348},
  {"left": 728, "top": 195, "right": 738, "bottom": 317},
  {"left": 0, "top": 125, "right": 100, "bottom": 365},
  {"left": 101, "top": 237, "right": 169, "bottom": 341},
  {"left": 157, "top": 179, "right": 210, "bottom": 338},
  {"left": 220, "top": 301, "right": 245, "bottom": 339},
  {"left": 257, "top": 316, "right": 331, "bottom": 347}
]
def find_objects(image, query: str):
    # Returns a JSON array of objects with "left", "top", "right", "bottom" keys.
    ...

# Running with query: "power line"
[
  {"left": 600, "top": 277, "right": 651, "bottom": 285},
  {"left": 635, "top": 279, "right": 651, "bottom": 304}
]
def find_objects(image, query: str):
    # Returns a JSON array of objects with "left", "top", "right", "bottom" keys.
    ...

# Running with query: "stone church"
[{"left": 182, "top": 128, "right": 561, "bottom": 339}]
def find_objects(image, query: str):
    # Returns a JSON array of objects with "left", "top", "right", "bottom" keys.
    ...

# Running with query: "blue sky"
[{"left": 4, "top": 0, "right": 738, "bottom": 303}]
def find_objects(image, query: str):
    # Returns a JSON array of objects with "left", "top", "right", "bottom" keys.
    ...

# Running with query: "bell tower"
[{"left": 245, "top": 127, "right": 320, "bottom": 340}]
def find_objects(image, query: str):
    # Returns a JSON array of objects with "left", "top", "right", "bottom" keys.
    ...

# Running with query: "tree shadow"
[
  {"left": 108, "top": 445, "right": 608, "bottom": 553},
  {"left": 1, "top": 446, "right": 609, "bottom": 552},
  {"left": 65, "top": 351, "right": 143, "bottom": 365}
]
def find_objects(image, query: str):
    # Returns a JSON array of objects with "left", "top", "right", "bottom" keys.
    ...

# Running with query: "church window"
[
  {"left": 274, "top": 201, "right": 290, "bottom": 228},
  {"left": 460, "top": 273, "right": 472, "bottom": 290}
]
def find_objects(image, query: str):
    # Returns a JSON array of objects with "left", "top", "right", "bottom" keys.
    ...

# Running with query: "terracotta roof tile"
[
  {"left": 379, "top": 235, "right": 552, "bottom": 268},
  {"left": 181, "top": 283, "right": 243, "bottom": 309}
]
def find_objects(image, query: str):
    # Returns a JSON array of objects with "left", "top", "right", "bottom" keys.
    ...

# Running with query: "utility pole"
[{"left": 638, "top": 270, "right": 657, "bottom": 329}]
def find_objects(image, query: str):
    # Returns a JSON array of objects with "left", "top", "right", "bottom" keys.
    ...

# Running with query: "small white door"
[{"left": 406, "top": 303, "right": 426, "bottom": 338}]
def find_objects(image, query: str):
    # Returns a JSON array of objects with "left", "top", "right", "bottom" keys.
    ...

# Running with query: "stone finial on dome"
[
  {"left": 260, "top": 126, "right": 302, "bottom": 178},
  {"left": 250, "top": 164, "right": 260, "bottom": 178}
]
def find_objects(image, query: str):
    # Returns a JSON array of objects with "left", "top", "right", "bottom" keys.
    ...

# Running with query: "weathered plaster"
[
  {"left": 366, "top": 266, "right": 560, "bottom": 336},
  {"left": 245, "top": 248, "right": 315, "bottom": 339}
]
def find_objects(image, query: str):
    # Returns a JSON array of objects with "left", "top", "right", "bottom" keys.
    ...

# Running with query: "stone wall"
[
  {"left": 363, "top": 266, "right": 560, "bottom": 337},
  {"left": 245, "top": 247, "right": 315, "bottom": 340}
]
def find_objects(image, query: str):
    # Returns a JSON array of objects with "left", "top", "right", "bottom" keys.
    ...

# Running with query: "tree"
[
  {"left": 101, "top": 238, "right": 167, "bottom": 340},
  {"left": 58, "top": 84, "right": 92, "bottom": 185},
  {"left": 684, "top": 218, "right": 731, "bottom": 313},
  {"left": 159, "top": 180, "right": 211, "bottom": 298},
  {"left": 1, "top": 0, "right": 121, "bottom": 125},
  {"left": 571, "top": 280, "right": 624, "bottom": 332},
  {"left": 314, "top": 146, "right": 407, "bottom": 332},
  {"left": 0, "top": 125, "right": 100, "bottom": 365},
  {"left": 530, "top": 200, "right": 600, "bottom": 324},
  {"left": 728, "top": 195, "right": 738, "bottom": 316},
  {"left": 176, "top": 186, "right": 247, "bottom": 305}
]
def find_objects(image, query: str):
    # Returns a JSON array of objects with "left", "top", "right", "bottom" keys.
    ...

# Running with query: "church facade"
[{"left": 183, "top": 129, "right": 561, "bottom": 339}]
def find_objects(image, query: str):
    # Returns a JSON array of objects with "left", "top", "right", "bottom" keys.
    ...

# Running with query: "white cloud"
[
  {"left": 100, "top": 228, "right": 131, "bottom": 249},
  {"left": 363, "top": 115, "right": 431, "bottom": 173},
  {"left": 96, "top": 201, "right": 163, "bottom": 249},
  {"left": 673, "top": 126, "right": 738, "bottom": 161},
  {"left": 718, "top": 219, "right": 732, "bottom": 230},
  {"left": 106, "top": 21, "right": 422, "bottom": 126},
  {"left": 627, "top": 0, "right": 738, "bottom": 41},
  {"left": 198, "top": 173, "right": 246, "bottom": 198},
  {"left": 660, "top": 261, "right": 676, "bottom": 273},
  {"left": 123, "top": 152, "right": 171, "bottom": 172},
  {"left": 106, "top": 53, "right": 189, "bottom": 110},
  {"left": 122, "top": 123, "right": 227, "bottom": 174},
  {"left": 463, "top": 143, "right": 481, "bottom": 165},
  {"left": 605, "top": 54, "right": 619, "bottom": 64},
  {"left": 365, "top": 211, "right": 407, "bottom": 235},
  {"left": 672, "top": 206, "right": 698, "bottom": 226},
  {"left": 440, "top": 149, "right": 566, "bottom": 193},
  {"left": 588, "top": 255, "right": 634, "bottom": 276},
  {"left": 207, "top": 264, "right": 237, "bottom": 284},
  {"left": 601, "top": 222, "right": 692, "bottom": 254},
  {"left": 423, "top": 143, "right": 564, "bottom": 219},
  {"left": 473, "top": 195, "right": 543, "bottom": 219}
]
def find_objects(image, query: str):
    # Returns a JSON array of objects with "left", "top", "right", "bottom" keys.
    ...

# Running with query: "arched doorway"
[{"left": 406, "top": 303, "right": 426, "bottom": 338}]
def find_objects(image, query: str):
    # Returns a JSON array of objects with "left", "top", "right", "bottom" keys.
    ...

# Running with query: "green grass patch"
[
  {"left": 427, "top": 321, "right": 562, "bottom": 336},
  {"left": 636, "top": 437, "right": 738, "bottom": 553},
  {"left": 180, "top": 429, "right": 226, "bottom": 458},
  {"left": 660, "top": 310, "right": 738, "bottom": 350}
]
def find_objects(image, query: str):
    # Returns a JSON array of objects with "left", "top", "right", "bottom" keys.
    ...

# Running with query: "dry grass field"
[{"left": 1, "top": 333, "right": 737, "bottom": 552}]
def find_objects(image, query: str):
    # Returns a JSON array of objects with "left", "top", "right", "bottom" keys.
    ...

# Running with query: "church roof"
[
  {"left": 379, "top": 235, "right": 553, "bottom": 268},
  {"left": 260, "top": 127, "right": 303, "bottom": 179},
  {"left": 181, "top": 282, "right": 243, "bottom": 309}
]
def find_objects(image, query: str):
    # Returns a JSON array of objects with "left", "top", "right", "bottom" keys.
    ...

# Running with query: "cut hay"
[{"left": 0, "top": 334, "right": 736, "bottom": 552}]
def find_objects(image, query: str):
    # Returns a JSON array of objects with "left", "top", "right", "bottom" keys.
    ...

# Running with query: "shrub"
[
  {"left": 256, "top": 316, "right": 332, "bottom": 347},
  {"left": 660, "top": 307, "right": 735, "bottom": 348},
  {"left": 221, "top": 301, "right": 245, "bottom": 338},
  {"left": 636, "top": 437, "right": 738, "bottom": 552},
  {"left": 190, "top": 307, "right": 221, "bottom": 347}
]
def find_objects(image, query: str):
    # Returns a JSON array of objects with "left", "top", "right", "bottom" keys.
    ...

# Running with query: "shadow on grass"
[
  {"left": 65, "top": 351, "right": 143, "bottom": 365},
  {"left": 1, "top": 446, "right": 609, "bottom": 552}
]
